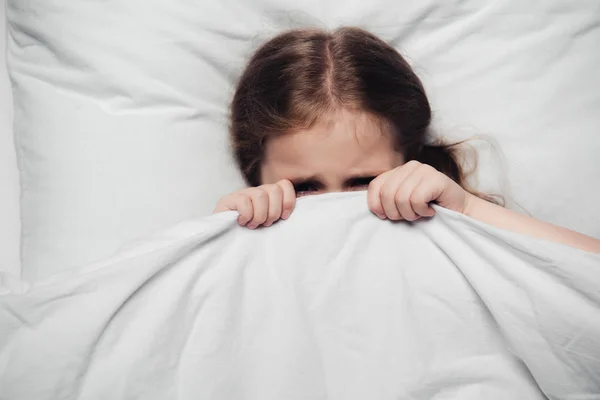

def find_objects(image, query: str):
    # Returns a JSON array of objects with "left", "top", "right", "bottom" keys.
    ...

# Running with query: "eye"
[
  {"left": 294, "top": 182, "right": 320, "bottom": 197},
  {"left": 347, "top": 176, "right": 376, "bottom": 190}
]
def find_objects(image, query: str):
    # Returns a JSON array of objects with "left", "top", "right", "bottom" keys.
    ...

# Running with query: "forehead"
[{"left": 262, "top": 110, "right": 401, "bottom": 181}]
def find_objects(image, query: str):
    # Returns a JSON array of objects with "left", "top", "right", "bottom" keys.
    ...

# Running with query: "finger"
[
  {"left": 380, "top": 163, "right": 421, "bottom": 220},
  {"left": 370, "top": 161, "right": 423, "bottom": 219},
  {"left": 393, "top": 172, "right": 425, "bottom": 221},
  {"left": 376, "top": 161, "right": 423, "bottom": 220},
  {"left": 381, "top": 183, "right": 402, "bottom": 221},
  {"left": 410, "top": 176, "right": 445, "bottom": 218},
  {"left": 213, "top": 193, "right": 255, "bottom": 226},
  {"left": 233, "top": 193, "right": 255, "bottom": 226},
  {"left": 410, "top": 188, "right": 436, "bottom": 217},
  {"left": 277, "top": 179, "right": 296, "bottom": 220},
  {"left": 367, "top": 170, "right": 393, "bottom": 218},
  {"left": 263, "top": 185, "right": 283, "bottom": 227},
  {"left": 247, "top": 189, "right": 269, "bottom": 229},
  {"left": 213, "top": 193, "right": 239, "bottom": 214}
]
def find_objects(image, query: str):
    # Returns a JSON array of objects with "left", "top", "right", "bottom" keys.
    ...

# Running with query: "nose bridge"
[{"left": 321, "top": 173, "right": 345, "bottom": 193}]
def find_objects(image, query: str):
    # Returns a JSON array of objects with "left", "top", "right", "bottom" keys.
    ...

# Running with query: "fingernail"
[
  {"left": 376, "top": 213, "right": 387, "bottom": 220},
  {"left": 281, "top": 211, "right": 291, "bottom": 220}
]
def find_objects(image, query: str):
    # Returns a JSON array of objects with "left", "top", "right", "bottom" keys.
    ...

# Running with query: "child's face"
[{"left": 261, "top": 110, "right": 403, "bottom": 197}]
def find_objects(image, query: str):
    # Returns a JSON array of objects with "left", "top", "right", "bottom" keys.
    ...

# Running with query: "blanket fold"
[{"left": 1, "top": 192, "right": 599, "bottom": 400}]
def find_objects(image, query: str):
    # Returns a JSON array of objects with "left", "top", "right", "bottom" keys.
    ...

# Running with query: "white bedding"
[
  {"left": 1, "top": 193, "right": 599, "bottom": 400},
  {"left": 8, "top": 0, "right": 600, "bottom": 282},
  {"left": 0, "top": 0, "right": 20, "bottom": 277}
]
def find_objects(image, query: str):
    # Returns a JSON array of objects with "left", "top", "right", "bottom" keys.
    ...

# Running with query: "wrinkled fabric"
[
  {"left": 9, "top": 0, "right": 600, "bottom": 281},
  {"left": 1, "top": 192, "right": 599, "bottom": 400}
]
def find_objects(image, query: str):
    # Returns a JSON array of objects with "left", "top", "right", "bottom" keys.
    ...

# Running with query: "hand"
[
  {"left": 213, "top": 179, "right": 296, "bottom": 229},
  {"left": 367, "top": 160, "right": 473, "bottom": 221}
]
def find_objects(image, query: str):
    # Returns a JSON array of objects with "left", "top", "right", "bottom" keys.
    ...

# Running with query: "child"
[{"left": 214, "top": 27, "right": 600, "bottom": 254}]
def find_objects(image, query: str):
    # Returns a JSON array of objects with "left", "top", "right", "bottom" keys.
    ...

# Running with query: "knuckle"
[
  {"left": 405, "top": 160, "right": 422, "bottom": 168},
  {"left": 421, "top": 163, "right": 437, "bottom": 174},
  {"left": 277, "top": 179, "right": 293, "bottom": 189},
  {"left": 253, "top": 188, "right": 269, "bottom": 200},
  {"left": 409, "top": 192, "right": 424, "bottom": 205},
  {"left": 380, "top": 185, "right": 396, "bottom": 200},
  {"left": 255, "top": 200, "right": 268, "bottom": 213},
  {"left": 241, "top": 187, "right": 256, "bottom": 195},
  {"left": 269, "top": 184, "right": 283, "bottom": 196},
  {"left": 368, "top": 179, "right": 379, "bottom": 192},
  {"left": 234, "top": 192, "right": 249, "bottom": 204},
  {"left": 242, "top": 193, "right": 254, "bottom": 204},
  {"left": 394, "top": 189, "right": 408, "bottom": 204},
  {"left": 369, "top": 172, "right": 387, "bottom": 188}
]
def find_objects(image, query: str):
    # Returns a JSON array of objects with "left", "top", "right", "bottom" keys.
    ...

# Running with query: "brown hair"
[{"left": 231, "top": 27, "right": 494, "bottom": 202}]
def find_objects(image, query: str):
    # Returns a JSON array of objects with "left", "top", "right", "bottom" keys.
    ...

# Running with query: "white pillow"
[{"left": 7, "top": 0, "right": 600, "bottom": 281}]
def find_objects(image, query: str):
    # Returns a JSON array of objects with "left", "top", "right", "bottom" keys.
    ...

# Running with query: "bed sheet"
[{"left": 0, "top": 0, "right": 20, "bottom": 278}]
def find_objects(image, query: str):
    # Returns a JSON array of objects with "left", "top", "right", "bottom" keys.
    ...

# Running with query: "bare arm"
[
  {"left": 367, "top": 161, "right": 600, "bottom": 253},
  {"left": 464, "top": 194, "right": 600, "bottom": 254}
]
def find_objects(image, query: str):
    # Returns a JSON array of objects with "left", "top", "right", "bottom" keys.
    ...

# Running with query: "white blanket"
[{"left": 1, "top": 192, "right": 599, "bottom": 400}]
